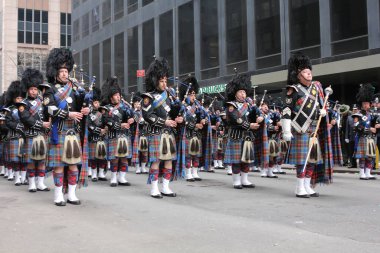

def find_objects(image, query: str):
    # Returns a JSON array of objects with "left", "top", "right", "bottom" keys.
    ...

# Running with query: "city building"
[
  {"left": 71, "top": 0, "right": 380, "bottom": 105},
  {"left": 0, "top": 0, "right": 71, "bottom": 93}
]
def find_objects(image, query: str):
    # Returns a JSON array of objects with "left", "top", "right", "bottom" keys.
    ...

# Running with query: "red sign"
[{"left": 136, "top": 70, "right": 145, "bottom": 77}]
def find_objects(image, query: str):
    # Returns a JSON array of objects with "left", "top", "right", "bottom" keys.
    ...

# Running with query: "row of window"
[
  {"left": 76, "top": 0, "right": 376, "bottom": 91},
  {"left": 73, "top": 0, "right": 155, "bottom": 43}
]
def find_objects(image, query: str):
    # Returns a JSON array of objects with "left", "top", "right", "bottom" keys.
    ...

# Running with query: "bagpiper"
[
  {"left": 101, "top": 77, "right": 135, "bottom": 187},
  {"left": 5, "top": 81, "right": 26, "bottom": 183},
  {"left": 0, "top": 93, "right": 9, "bottom": 177},
  {"left": 141, "top": 57, "right": 181, "bottom": 198},
  {"left": 131, "top": 93, "right": 149, "bottom": 174},
  {"left": 44, "top": 48, "right": 89, "bottom": 206},
  {"left": 354, "top": 83, "right": 378, "bottom": 180},
  {"left": 224, "top": 74, "right": 260, "bottom": 189},
  {"left": 17, "top": 68, "right": 51, "bottom": 191},
  {"left": 87, "top": 87, "right": 108, "bottom": 182},
  {"left": 282, "top": 53, "right": 334, "bottom": 198}
]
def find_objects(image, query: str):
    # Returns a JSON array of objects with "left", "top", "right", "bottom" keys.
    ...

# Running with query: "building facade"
[
  {"left": 0, "top": 0, "right": 71, "bottom": 93},
  {"left": 71, "top": 0, "right": 380, "bottom": 105}
]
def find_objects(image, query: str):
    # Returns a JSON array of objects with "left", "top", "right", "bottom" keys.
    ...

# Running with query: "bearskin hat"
[
  {"left": 21, "top": 68, "right": 44, "bottom": 89},
  {"left": 101, "top": 76, "right": 121, "bottom": 104},
  {"left": 287, "top": 52, "right": 312, "bottom": 86},
  {"left": 179, "top": 75, "right": 199, "bottom": 101},
  {"left": 356, "top": 83, "right": 375, "bottom": 103},
  {"left": 0, "top": 92, "right": 6, "bottom": 109},
  {"left": 213, "top": 100, "right": 224, "bottom": 112},
  {"left": 225, "top": 74, "right": 251, "bottom": 102},
  {"left": 92, "top": 87, "right": 102, "bottom": 102},
  {"left": 132, "top": 91, "right": 142, "bottom": 104},
  {"left": 145, "top": 57, "right": 170, "bottom": 92},
  {"left": 46, "top": 48, "right": 74, "bottom": 83},
  {"left": 6, "top": 80, "right": 26, "bottom": 105}
]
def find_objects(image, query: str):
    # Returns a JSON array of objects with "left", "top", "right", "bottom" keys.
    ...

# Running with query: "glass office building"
[{"left": 72, "top": 0, "right": 380, "bottom": 104}]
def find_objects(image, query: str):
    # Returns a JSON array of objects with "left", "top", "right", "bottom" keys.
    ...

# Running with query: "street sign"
[
  {"left": 136, "top": 70, "right": 145, "bottom": 77},
  {"left": 199, "top": 83, "right": 226, "bottom": 94}
]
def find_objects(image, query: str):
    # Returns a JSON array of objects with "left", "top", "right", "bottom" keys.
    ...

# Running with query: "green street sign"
[{"left": 199, "top": 84, "right": 226, "bottom": 94}]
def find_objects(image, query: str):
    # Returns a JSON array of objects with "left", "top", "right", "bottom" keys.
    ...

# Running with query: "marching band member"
[
  {"left": 17, "top": 68, "right": 51, "bottom": 191},
  {"left": 141, "top": 57, "right": 180, "bottom": 198},
  {"left": 282, "top": 53, "right": 334, "bottom": 198},
  {"left": 44, "top": 48, "right": 89, "bottom": 206}
]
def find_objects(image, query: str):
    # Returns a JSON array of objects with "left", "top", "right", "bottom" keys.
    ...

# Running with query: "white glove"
[
  {"left": 281, "top": 119, "right": 293, "bottom": 141},
  {"left": 345, "top": 139, "right": 349, "bottom": 143},
  {"left": 319, "top": 109, "right": 327, "bottom": 117}
]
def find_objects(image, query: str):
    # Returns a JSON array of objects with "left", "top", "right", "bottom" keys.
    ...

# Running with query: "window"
[
  {"left": 159, "top": 11, "right": 173, "bottom": 69},
  {"left": 92, "top": 6, "right": 100, "bottom": 32},
  {"left": 102, "top": 0, "right": 111, "bottom": 26},
  {"left": 114, "top": 0, "right": 124, "bottom": 20},
  {"left": 143, "top": 19, "right": 155, "bottom": 70},
  {"left": 226, "top": 0, "right": 248, "bottom": 73},
  {"left": 178, "top": 1, "right": 194, "bottom": 76},
  {"left": 17, "top": 8, "right": 48, "bottom": 45},
  {"left": 289, "top": 0, "right": 320, "bottom": 59},
  {"left": 61, "top": 12, "right": 72, "bottom": 47},
  {"left": 114, "top": 33, "right": 124, "bottom": 90},
  {"left": 82, "top": 49, "right": 89, "bottom": 82},
  {"left": 201, "top": 0, "right": 219, "bottom": 79},
  {"left": 330, "top": 0, "right": 368, "bottom": 55},
  {"left": 73, "top": 19, "right": 80, "bottom": 42},
  {"left": 127, "top": 26, "right": 138, "bottom": 92},
  {"left": 142, "top": 0, "right": 154, "bottom": 6},
  {"left": 128, "top": 0, "right": 138, "bottom": 14},
  {"left": 92, "top": 44, "right": 100, "bottom": 87},
  {"left": 82, "top": 12, "right": 90, "bottom": 38},
  {"left": 103, "top": 38, "right": 112, "bottom": 84},
  {"left": 255, "top": 0, "right": 281, "bottom": 69}
]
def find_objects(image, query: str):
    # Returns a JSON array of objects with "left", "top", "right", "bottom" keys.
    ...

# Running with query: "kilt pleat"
[{"left": 224, "top": 139, "right": 243, "bottom": 164}]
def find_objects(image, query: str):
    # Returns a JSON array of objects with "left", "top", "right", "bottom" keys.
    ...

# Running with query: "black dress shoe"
[
  {"left": 22, "top": 181, "right": 28, "bottom": 185},
  {"left": 368, "top": 177, "right": 377, "bottom": 180},
  {"left": 0, "top": 173, "right": 4, "bottom": 176},
  {"left": 98, "top": 177, "right": 107, "bottom": 181},
  {"left": 15, "top": 183, "right": 21, "bottom": 186},
  {"left": 194, "top": 177, "right": 202, "bottom": 181},
  {"left": 135, "top": 171, "right": 141, "bottom": 174},
  {"left": 92, "top": 178, "right": 98, "bottom": 182},
  {"left": 67, "top": 199, "right": 81, "bottom": 205},
  {"left": 227, "top": 173, "right": 232, "bottom": 176},
  {"left": 310, "top": 192, "right": 319, "bottom": 197},
  {"left": 55, "top": 201, "right": 66, "bottom": 206},
  {"left": 360, "top": 177, "right": 369, "bottom": 180},
  {"left": 278, "top": 171, "right": 286, "bottom": 175},
  {"left": 242, "top": 184, "right": 255, "bottom": 188},
  {"left": 186, "top": 178, "right": 195, "bottom": 182},
  {"left": 110, "top": 183, "right": 118, "bottom": 187},
  {"left": 267, "top": 175, "right": 278, "bottom": 178},
  {"left": 348, "top": 165, "right": 357, "bottom": 168},
  {"left": 161, "top": 192, "right": 177, "bottom": 197},
  {"left": 142, "top": 172, "right": 149, "bottom": 174},
  {"left": 118, "top": 182, "right": 131, "bottom": 186},
  {"left": 296, "top": 194, "right": 310, "bottom": 198},
  {"left": 29, "top": 189, "right": 37, "bottom": 193},
  {"left": 151, "top": 194, "right": 163, "bottom": 199},
  {"left": 37, "top": 187, "right": 50, "bottom": 192},
  {"left": 207, "top": 170, "right": 215, "bottom": 173},
  {"left": 233, "top": 185, "right": 243, "bottom": 189}
]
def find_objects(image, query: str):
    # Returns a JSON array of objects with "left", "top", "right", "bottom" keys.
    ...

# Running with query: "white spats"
[
  {"left": 28, "top": 177, "right": 37, "bottom": 192},
  {"left": 54, "top": 186, "right": 65, "bottom": 206},
  {"left": 295, "top": 178, "right": 309, "bottom": 198},
  {"left": 37, "top": 176, "right": 49, "bottom": 191}
]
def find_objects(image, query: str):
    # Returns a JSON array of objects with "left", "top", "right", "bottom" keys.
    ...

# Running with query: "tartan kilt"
[
  {"left": 107, "top": 136, "right": 132, "bottom": 161},
  {"left": 287, "top": 125, "right": 323, "bottom": 165},
  {"left": 148, "top": 134, "right": 177, "bottom": 163},
  {"left": 0, "top": 142, "right": 3, "bottom": 164},
  {"left": 3, "top": 141, "right": 9, "bottom": 163},
  {"left": 23, "top": 135, "right": 48, "bottom": 163},
  {"left": 8, "top": 138, "right": 23, "bottom": 163},
  {"left": 184, "top": 136, "right": 202, "bottom": 157},
  {"left": 48, "top": 120, "right": 81, "bottom": 168},
  {"left": 88, "top": 141, "right": 97, "bottom": 160},
  {"left": 354, "top": 137, "right": 373, "bottom": 159},
  {"left": 224, "top": 139, "right": 243, "bottom": 164}
]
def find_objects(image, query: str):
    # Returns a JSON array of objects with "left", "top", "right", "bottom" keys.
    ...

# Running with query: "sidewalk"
[{"left": 281, "top": 164, "right": 380, "bottom": 175}]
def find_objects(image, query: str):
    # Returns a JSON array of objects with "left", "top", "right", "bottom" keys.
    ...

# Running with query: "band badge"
[
  {"left": 143, "top": 97, "right": 150, "bottom": 106},
  {"left": 43, "top": 97, "right": 50, "bottom": 105},
  {"left": 312, "top": 89, "right": 317, "bottom": 95},
  {"left": 31, "top": 100, "right": 37, "bottom": 106},
  {"left": 90, "top": 114, "right": 96, "bottom": 121},
  {"left": 285, "top": 97, "right": 292, "bottom": 104},
  {"left": 237, "top": 118, "right": 243, "bottom": 124},
  {"left": 66, "top": 97, "right": 73, "bottom": 104},
  {"left": 113, "top": 109, "right": 119, "bottom": 115}
]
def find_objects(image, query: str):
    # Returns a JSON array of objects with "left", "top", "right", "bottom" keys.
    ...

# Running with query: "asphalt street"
[{"left": 0, "top": 167, "right": 379, "bottom": 253}]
